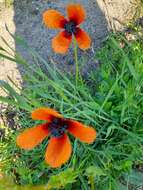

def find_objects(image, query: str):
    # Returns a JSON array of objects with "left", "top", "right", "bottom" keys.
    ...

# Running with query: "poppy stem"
[
  {"left": 89, "top": 176, "right": 95, "bottom": 190},
  {"left": 73, "top": 37, "right": 79, "bottom": 87}
]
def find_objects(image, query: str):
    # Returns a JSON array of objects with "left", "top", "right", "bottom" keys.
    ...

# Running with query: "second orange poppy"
[
  {"left": 43, "top": 3, "right": 91, "bottom": 54},
  {"left": 16, "top": 107, "right": 96, "bottom": 168}
]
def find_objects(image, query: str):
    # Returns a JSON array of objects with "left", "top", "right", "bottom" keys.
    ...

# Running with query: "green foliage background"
[{"left": 0, "top": 26, "right": 143, "bottom": 189}]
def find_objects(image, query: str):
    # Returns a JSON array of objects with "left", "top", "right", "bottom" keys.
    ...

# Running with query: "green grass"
[{"left": 0, "top": 29, "right": 143, "bottom": 189}]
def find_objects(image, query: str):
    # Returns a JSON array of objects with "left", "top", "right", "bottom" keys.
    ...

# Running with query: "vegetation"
[{"left": 0, "top": 22, "right": 143, "bottom": 189}]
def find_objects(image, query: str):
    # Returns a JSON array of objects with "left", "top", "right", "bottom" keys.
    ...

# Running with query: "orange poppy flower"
[
  {"left": 43, "top": 4, "right": 91, "bottom": 54},
  {"left": 16, "top": 107, "right": 96, "bottom": 168}
]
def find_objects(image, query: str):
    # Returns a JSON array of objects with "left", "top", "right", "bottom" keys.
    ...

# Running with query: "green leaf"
[
  {"left": 126, "top": 60, "right": 139, "bottom": 81},
  {"left": 85, "top": 166, "right": 106, "bottom": 177},
  {"left": 47, "top": 168, "right": 78, "bottom": 189},
  {"left": 105, "top": 125, "right": 117, "bottom": 138}
]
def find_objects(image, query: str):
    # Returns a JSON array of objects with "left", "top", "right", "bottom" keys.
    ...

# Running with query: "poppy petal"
[
  {"left": 67, "top": 4, "right": 86, "bottom": 25},
  {"left": 68, "top": 120, "right": 96, "bottom": 143},
  {"left": 31, "top": 107, "right": 63, "bottom": 121},
  {"left": 43, "top": 10, "right": 67, "bottom": 29},
  {"left": 74, "top": 28, "right": 91, "bottom": 50},
  {"left": 16, "top": 123, "right": 49, "bottom": 150},
  {"left": 45, "top": 134, "right": 72, "bottom": 168},
  {"left": 52, "top": 31, "right": 72, "bottom": 54}
]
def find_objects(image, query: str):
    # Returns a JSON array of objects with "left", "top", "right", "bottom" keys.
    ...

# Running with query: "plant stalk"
[
  {"left": 73, "top": 37, "right": 79, "bottom": 87},
  {"left": 89, "top": 176, "right": 95, "bottom": 190}
]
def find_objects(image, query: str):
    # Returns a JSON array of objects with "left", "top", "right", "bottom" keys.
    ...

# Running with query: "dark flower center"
[
  {"left": 49, "top": 117, "right": 68, "bottom": 137},
  {"left": 64, "top": 21, "right": 77, "bottom": 35}
]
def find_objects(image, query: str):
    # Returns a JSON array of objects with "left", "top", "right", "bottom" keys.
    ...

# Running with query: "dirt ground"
[{"left": 0, "top": 0, "right": 138, "bottom": 99}]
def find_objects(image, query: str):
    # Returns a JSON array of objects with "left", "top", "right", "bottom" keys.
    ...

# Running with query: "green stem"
[
  {"left": 73, "top": 37, "right": 79, "bottom": 87},
  {"left": 89, "top": 176, "right": 95, "bottom": 190}
]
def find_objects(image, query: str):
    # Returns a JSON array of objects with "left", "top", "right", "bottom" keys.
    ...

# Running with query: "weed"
[{"left": 0, "top": 30, "right": 143, "bottom": 189}]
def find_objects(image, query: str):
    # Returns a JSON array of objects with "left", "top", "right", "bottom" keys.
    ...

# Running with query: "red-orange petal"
[
  {"left": 68, "top": 120, "right": 96, "bottom": 144},
  {"left": 67, "top": 4, "right": 86, "bottom": 25},
  {"left": 74, "top": 28, "right": 91, "bottom": 50},
  {"left": 45, "top": 134, "right": 72, "bottom": 168},
  {"left": 43, "top": 9, "right": 67, "bottom": 29},
  {"left": 31, "top": 107, "right": 63, "bottom": 121},
  {"left": 52, "top": 31, "right": 72, "bottom": 54},
  {"left": 16, "top": 124, "right": 49, "bottom": 150}
]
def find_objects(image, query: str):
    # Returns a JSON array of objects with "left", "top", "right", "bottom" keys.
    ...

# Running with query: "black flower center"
[
  {"left": 49, "top": 117, "right": 68, "bottom": 137},
  {"left": 64, "top": 21, "right": 77, "bottom": 35}
]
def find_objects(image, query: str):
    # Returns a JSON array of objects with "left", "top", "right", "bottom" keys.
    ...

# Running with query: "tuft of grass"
[{"left": 0, "top": 29, "right": 143, "bottom": 189}]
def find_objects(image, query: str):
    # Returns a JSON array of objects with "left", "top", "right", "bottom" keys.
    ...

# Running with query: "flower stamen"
[
  {"left": 64, "top": 21, "right": 77, "bottom": 35},
  {"left": 49, "top": 118, "right": 68, "bottom": 137}
]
